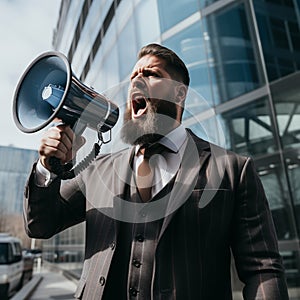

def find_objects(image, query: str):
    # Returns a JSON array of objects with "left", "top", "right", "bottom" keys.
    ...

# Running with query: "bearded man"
[{"left": 24, "top": 44, "right": 288, "bottom": 299}]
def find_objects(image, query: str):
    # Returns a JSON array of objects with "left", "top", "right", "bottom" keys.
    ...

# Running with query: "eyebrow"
[{"left": 130, "top": 67, "right": 162, "bottom": 79}]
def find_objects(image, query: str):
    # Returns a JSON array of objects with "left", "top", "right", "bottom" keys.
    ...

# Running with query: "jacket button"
[
  {"left": 132, "top": 259, "right": 142, "bottom": 268},
  {"left": 99, "top": 276, "right": 105, "bottom": 286},
  {"left": 135, "top": 234, "right": 144, "bottom": 242},
  {"left": 129, "top": 287, "right": 138, "bottom": 297},
  {"left": 110, "top": 242, "right": 116, "bottom": 250}
]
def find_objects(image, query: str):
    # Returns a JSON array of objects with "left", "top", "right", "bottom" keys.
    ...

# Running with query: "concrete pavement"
[
  {"left": 12, "top": 266, "right": 78, "bottom": 300},
  {"left": 30, "top": 268, "right": 77, "bottom": 299}
]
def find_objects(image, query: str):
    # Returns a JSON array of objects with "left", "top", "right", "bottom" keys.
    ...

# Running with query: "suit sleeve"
[
  {"left": 231, "top": 158, "right": 289, "bottom": 300},
  {"left": 23, "top": 163, "right": 86, "bottom": 239}
]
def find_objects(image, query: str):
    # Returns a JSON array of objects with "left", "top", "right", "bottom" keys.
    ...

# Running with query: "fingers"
[
  {"left": 74, "top": 135, "right": 86, "bottom": 152},
  {"left": 39, "top": 125, "right": 84, "bottom": 170},
  {"left": 64, "top": 135, "right": 86, "bottom": 162}
]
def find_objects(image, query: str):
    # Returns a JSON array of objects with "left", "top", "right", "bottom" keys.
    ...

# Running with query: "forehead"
[{"left": 133, "top": 54, "right": 167, "bottom": 70}]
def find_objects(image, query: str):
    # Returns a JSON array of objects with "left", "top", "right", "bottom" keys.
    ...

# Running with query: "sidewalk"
[
  {"left": 12, "top": 266, "right": 78, "bottom": 300},
  {"left": 30, "top": 268, "right": 77, "bottom": 299}
]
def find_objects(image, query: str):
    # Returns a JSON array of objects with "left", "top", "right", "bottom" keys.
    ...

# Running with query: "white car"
[{"left": 0, "top": 233, "right": 24, "bottom": 299}]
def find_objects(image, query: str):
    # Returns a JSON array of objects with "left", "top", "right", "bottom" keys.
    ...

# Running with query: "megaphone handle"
[
  {"left": 49, "top": 157, "right": 73, "bottom": 178},
  {"left": 49, "top": 142, "right": 101, "bottom": 180}
]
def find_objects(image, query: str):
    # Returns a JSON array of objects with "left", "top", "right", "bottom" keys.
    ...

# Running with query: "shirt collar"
[
  {"left": 159, "top": 124, "right": 186, "bottom": 153},
  {"left": 135, "top": 125, "right": 187, "bottom": 155}
]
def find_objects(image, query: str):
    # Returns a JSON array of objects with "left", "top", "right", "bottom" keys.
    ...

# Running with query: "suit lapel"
[
  {"left": 109, "top": 148, "right": 135, "bottom": 221},
  {"left": 112, "top": 148, "right": 135, "bottom": 196},
  {"left": 93, "top": 148, "right": 134, "bottom": 223}
]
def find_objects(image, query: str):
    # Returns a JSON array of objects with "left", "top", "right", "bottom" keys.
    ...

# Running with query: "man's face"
[{"left": 121, "top": 55, "right": 182, "bottom": 145}]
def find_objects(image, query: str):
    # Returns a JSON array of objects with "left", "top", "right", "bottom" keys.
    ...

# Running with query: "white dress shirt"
[{"left": 134, "top": 125, "right": 187, "bottom": 198}]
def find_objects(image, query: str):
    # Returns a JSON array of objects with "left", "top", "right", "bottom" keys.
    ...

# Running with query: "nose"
[
  {"left": 132, "top": 68, "right": 146, "bottom": 89},
  {"left": 136, "top": 67, "right": 144, "bottom": 77}
]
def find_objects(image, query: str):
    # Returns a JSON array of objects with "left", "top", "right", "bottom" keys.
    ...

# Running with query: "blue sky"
[{"left": 0, "top": 0, "right": 61, "bottom": 149}]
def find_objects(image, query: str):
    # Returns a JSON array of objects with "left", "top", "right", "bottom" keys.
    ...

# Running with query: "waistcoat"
[{"left": 102, "top": 173, "right": 176, "bottom": 299}]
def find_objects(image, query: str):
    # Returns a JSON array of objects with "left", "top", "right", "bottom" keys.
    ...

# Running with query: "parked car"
[
  {"left": 22, "top": 250, "right": 34, "bottom": 283},
  {"left": 25, "top": 248, "right": 42, "bottom": 260},
  {"left": 0, "top": 233, "right": 24, "bottom": 299}
]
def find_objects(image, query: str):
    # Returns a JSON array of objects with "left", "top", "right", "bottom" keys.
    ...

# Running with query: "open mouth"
[{"left": 131, "top": 95, "right": 148, "bottom": 118}]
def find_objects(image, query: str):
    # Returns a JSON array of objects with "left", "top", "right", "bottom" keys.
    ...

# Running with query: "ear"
[
  {"left": 175, "top": 83, "right": 188, "bottom": 104},
  {"left": 174, "top": 83, "right": 187, "bottom": 123}
]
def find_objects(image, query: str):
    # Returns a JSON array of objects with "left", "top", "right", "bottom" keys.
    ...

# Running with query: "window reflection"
[
  {"left": 157, "top": 0, "right": 199, "bottom": 32},
  {"left": 256, "top": 154, "right": 296, "bottom": 241},
  {"left": 271, "top": 73, "right": 300, "bottom": 151},
  {"left": 220, "top": 98, "right": 277, "bottom": 156},
  {"left": 165, "top": 23, "right": 215, "bottom": 106},
  {"left": 275, "top": 101, "right": 300, "bottom": 149},
  {"left": 203, "top": 2, "right": 263, "bottom": 103},
  {"left": 254, "top": 0, "right": 300, "bottom": 81},
  {"left": 135, "top": 0, "right": 160, "bottom": 48},
  {"left": 117, "top": 17, "right": 138, "bottom": 80},
  {"left": 285, "top": 151, "right": 300, "bottom": 235},
  {"left": 188, "top": 114, "right": 223, "bottom": 146},
  {"left": 281, "top": 250, "right": 300, "bottom": 288},
  {"left": 199, "top": 0, "right": 220, "bottom": 9},
  {"left": 43, "top": 223, "right": 85, "bottom": 264}
]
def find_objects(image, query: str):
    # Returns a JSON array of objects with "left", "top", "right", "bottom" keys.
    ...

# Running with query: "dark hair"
[{"left": 138, "top": 43, "right": 190, "bottom": 87}]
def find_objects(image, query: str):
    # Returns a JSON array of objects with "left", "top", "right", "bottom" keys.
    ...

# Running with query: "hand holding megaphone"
[
  {"left": 39, "top": 123, "right": 85, "bottom": 171},
  {"left": 13, "top": 51, "right": 119, "bottom": 179}
]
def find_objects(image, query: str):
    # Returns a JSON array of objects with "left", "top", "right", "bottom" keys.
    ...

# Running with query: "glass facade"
[
  {"left": 254, "top": 0, "right": 300, "bottom": 81},
  {"left": 0, "top": 146, "right": 38, "bottom": 246},
  {"left": 0, "top": 146, "right": 38, "bottom": 214},
  {"left": 51, "top": 0, "right": 300, "bottom": 297}
]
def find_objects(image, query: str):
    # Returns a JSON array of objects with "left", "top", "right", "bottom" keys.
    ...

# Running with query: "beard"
[{"left": 120, "top": 98, "right": 178, "bottom": 146}]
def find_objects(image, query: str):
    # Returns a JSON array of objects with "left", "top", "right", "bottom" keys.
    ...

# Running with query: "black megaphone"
[{"left": 13, "top": 51, "right": 119, "bottom": 179}]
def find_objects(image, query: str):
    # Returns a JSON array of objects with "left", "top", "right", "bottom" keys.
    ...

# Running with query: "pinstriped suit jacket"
[{"left": 24, "top": 129, "right": 289, "bottom": 299}]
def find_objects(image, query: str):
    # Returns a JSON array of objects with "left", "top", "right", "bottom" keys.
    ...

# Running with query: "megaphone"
[
  {"left": 13, "top": 51, "right": 119, "bottom": 179},
  {"left": 13, "top": 51, "right": 119, "bottom": 133}
]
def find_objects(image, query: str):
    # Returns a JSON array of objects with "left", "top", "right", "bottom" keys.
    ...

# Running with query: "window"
[
  {"left": 117, "top": 16, "right": 138, "bottom": 80},
  {"left": 164, "top": 23, "right": 215, "bottom": 106},
  {"left": 271, "top": 73, "right": 300, "bottom": 150},
  {"left": 202, "top": 2, "right": 262, "bottom": 102},
  {"left": 254, "top": 0, "right": 300, "bottom": 81},
  {"left": 220, "top": 97, "right": 277, "bottom": 156},
  {"left": 157, "top": 0, "right": 199, "bottom": 32},
  {"left": 0, "top": 243, "right": 8, "bottom": 264}
]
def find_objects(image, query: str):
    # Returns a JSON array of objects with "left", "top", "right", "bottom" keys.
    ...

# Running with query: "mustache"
[{"left": 129, "top": 87, "right": 149, "bottom": 100}]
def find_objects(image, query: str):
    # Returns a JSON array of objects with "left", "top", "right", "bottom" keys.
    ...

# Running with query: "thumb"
[
  {"left": 74, "top": 135, "right": 86, "bottom": 152},
  {"left": 65, "top": 136, "right": 86, "bottom": 163}
]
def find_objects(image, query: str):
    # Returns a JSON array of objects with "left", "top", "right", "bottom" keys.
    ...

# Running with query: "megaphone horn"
[{"left": 13, "top": 51, "right": 119, "bottom": 134}]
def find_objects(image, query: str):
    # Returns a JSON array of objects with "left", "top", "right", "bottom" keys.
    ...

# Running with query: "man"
[{"left": 24, "top": 44, "right": 289, "bottom": 299}]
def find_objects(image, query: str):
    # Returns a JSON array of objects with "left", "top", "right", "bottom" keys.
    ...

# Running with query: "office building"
[
  {"left": 0, "top": 146, "right": 38, "bottom": 241},
  {"left": 0, "top": 146, "right": 37, "bottom": 214}
]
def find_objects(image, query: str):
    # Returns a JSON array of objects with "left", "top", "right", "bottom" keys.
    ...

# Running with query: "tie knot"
[{"left": 140, "top": 143, "right": 167, "bottom": 159}]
